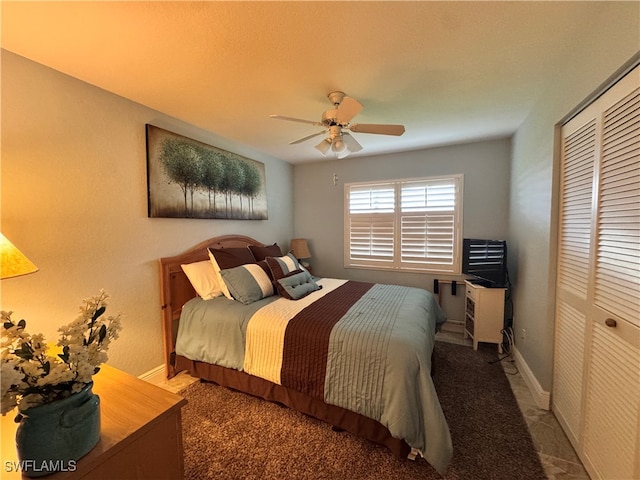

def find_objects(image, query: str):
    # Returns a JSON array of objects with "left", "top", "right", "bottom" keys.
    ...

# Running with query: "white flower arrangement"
[{"left": 1, "top": 290, "right": 122, "bottom": 420}]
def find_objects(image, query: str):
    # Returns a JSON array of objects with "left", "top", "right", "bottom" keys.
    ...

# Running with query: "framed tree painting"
[{"left": 146, "top": 125, "right": 268, "bottom": 219}]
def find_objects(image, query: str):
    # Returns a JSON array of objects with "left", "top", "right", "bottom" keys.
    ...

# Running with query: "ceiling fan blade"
[
  {"left": 289, "top": 130, "right": 326, "bottom": 145},
  {"left": 270, "top": 114, "right": 322, "bottom": 126},
  {"left": 336, "top": 96, "right": 363, "bottom": 124},
  {"left": 349, "top": 123, "right": 405, "bottom": 136},
  {"left": 341, "top": 132, "right": 363, "bottom": 152}
]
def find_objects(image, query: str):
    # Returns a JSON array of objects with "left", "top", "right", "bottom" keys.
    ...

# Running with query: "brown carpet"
[{"left": 180, "top": 341, "right": 546, "bottom": 479}]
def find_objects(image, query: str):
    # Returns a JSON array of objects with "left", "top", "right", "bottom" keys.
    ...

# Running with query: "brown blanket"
[{"left": 281, "top": 281, "right": 374, "bottom": 398}]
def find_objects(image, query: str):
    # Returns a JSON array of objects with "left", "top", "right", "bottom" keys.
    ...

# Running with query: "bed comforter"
[{"left": 175, "top": 278, "right": 452, "bottom": 474}]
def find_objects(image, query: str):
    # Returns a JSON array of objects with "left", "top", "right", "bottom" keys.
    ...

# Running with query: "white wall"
[
  {"left": 508, "top": 3, "right": 639, "bottom": 391},
  {"left": 0, "top": 51, "right": 294, "bottom": 376},
  {"left": 293, "top": 137, "right": 512, "bottom": 323}
]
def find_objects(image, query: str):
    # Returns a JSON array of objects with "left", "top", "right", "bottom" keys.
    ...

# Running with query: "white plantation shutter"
[
  {"left": 345, "top": 175, "right": 462, "bottom": 272},
  {"left": 400, "top": 179, "right": 458, "bottom": 269},
  {"left": 347, "top": 183, "right": 395, "bottom": 265}
]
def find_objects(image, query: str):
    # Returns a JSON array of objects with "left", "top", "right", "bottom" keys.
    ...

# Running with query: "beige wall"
[
  {"left": 293, "top": 137, "right": 512, "bottom": 324},
  {"left": 0, "top": 51, "right": 294, "bottom": 376},
  {"left": 2, "top": 1, "right": 636, "bottom": 394},
  {"left": 509, "top": 3, "right": 639, "bottom": 391}
]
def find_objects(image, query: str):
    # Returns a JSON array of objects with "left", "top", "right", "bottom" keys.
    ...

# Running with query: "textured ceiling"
[{"left": 1, "top": 1, "right": 609, "bottom": 164}]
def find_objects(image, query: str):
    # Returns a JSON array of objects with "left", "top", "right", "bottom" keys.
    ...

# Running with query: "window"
[{"left": 344, "top": 174, "right": 463, "bottom": 273}]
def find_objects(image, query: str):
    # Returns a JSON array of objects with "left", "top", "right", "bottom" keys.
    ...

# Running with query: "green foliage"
[
  {"left": 197, "top": 146, "right": 225, "bottom": 212},
  {"left": 159, "top": 139, "right": 204, "bottom": 216},
  {"left": 1, "top": 291, "right": 122, "bottom": 416},
  {"left": 159, "top": 137, "right": 263, "bottom": 218}
]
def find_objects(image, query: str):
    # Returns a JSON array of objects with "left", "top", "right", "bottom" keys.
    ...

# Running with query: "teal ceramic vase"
[{"left": 15, "top": 382, "right": 100, "bottom": 478}]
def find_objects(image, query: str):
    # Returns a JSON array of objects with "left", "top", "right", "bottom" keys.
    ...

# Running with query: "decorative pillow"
[
  {"left": 265, "top": 253, "right": 301, "bottom": 280},
  {"left": 208, "top": 247, "right": 257, "bottom": 300},
  {"left": 275, "top": 269, "right": 322, "bottom": 300},
  {"left": 220, "top": 263, "right": 275, "bottom": 305},
  {"left": 248, "top": 243, "right": 282, "bottom": 261},
  {"left": 255, "top": 259, "right": 273, "bottom": 279},
  {"left": 208, "top": 247, "right": 256, "bottom": 269},
  {"left": 180, "top": 261, "right": 222, "bottom": 300}
]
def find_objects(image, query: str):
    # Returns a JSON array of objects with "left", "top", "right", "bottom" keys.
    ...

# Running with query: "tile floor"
[{"left": 156, "top": 335, "right": 590, "bottom": 480}]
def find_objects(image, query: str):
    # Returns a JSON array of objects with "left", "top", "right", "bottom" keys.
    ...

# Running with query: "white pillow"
[
  {"left": 180, "top": 261, "right": 223, "bottom": 300},
  {"left": 207, "top": 250, "right": 234, "bottom": 300}
]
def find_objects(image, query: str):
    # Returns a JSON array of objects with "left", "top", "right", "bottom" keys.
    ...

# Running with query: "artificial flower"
[{"left": 1, "top": 290, "right": 122, "bottom": 419}]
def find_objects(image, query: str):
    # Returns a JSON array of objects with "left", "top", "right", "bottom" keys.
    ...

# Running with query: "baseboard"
[
  {"left": 513, "top": 347, "right": 550, "bottom": 410},
  {"left": 441, "top": 319, "right": 464, "bottom": 334},
  {"left": 138, "top": 364, "right": 165, "bottom": 385}
]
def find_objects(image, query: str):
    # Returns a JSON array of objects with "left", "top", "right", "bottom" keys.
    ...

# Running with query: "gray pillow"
[
  {"left": 275, "top": 269, "right": 321, "bottom": 300},
  {"left": 220, "top": 263, "right": 275, "bottom": 305}
]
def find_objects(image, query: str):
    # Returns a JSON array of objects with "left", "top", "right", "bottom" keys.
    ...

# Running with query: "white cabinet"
[
  {"left": 464, "top": 281, "right": 506, "bottom": 353},
  {"left": 553, "top": 63, "right": 639, "bottom": 480}
]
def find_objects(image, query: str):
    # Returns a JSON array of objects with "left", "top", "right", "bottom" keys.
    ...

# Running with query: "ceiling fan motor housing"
[
  {"left": 321, "top": 109, "right": 341, "bottom": 127},
  {"left": 328, "top": 125, "right": 343, "bottom": 138},
  {"left": 327, "top": 91, "right": 346, "bottom": 106}
]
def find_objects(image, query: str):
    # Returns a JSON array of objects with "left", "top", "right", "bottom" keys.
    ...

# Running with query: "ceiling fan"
[{"left": 270, "top": 91, "right": 405, "bottom": 159}]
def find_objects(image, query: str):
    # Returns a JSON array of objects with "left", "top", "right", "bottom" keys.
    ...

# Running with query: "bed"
[{"left": 159, "top": 234, "right": 452, "bottom": 474}]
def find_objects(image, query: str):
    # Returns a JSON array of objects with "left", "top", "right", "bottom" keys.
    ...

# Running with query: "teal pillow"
[
  {"left": 220, "top": 263, "right": 274, "bottom": 305},
  {"left": 275, "top": 269, "right": 322, "bottom": 300}
]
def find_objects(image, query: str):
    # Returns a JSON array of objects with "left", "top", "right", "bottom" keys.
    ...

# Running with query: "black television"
[{"left": 462, "top": 239, "right": 507, "bottom": 288}]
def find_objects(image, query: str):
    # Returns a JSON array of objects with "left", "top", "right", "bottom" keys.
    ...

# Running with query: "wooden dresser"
[{"left": 1, "top": 364, "right": 187, "bottom": 479}]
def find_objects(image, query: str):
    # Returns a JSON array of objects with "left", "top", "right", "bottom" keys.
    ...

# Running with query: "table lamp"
[
  {"left": 0, "top": 233, "right": 39, "bottom": 279},
  {"left": 289, "top": 238, "right": 311, "bottom": 268}
]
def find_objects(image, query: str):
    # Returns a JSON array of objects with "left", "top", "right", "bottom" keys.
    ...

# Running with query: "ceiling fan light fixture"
[
  {"left": 315, "top": 138, "right": 331, "bottom": 156},
  {"left": 271, "top": 91, "right": 405, "bottom": 159},
  {"left": 331, "top": 137, "right": 348, "bottom": 154}
]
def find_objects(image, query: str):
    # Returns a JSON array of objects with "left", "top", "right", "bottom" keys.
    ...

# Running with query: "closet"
[{"left": 553, "top": 63, "right": 639, "bottom": 480}]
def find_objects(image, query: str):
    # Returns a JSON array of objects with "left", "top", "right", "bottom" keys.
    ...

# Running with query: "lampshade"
[
  {"left": 336, "top": 148, "right": 350, "bottom": 159},
  {"left": 331, "top": 137, "right": 349, "bottom": 156},
  {"left": 0, "top": 233, "right": 39, "bottom": 279},
  {"left": 315, "top": 138, "right": 331, "bottom": 156},
  {"left": 316, "top": 134, "right": 352, "bottom": 159},
  {"left": 289, "top": 238, "right": 311, "bottom": 259}
]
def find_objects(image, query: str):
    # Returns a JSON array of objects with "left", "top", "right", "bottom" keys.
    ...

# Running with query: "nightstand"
[
  {"left": 464, "top": 280, "right": 506, "bottom": 353},
  {"left": 1, "top": 364, "right": 187, "bottom": 479}
]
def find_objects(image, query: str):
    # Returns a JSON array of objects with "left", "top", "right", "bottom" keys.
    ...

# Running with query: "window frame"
[{"left": 344, "top": 174, "right": 464, "bottom": 274}]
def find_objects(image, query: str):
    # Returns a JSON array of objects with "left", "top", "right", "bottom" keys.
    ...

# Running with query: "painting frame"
[{"left": 146, "top": 125, "right": 268, "bottom": 220}]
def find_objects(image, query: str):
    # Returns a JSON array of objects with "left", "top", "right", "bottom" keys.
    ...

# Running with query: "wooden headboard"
[{"left": 158, "top": 234, "right": 266, "bottom": 378}]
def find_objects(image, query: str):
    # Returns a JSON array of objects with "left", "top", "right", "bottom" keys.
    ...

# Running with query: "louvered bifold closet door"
[
  {"left": 553, "top": 116, "right": 596, "bottom": 446},
  {"left": 582, "top": 76, "right": 640, "bottom": 480},
  {"left": 554, "top": 63, "right": 640, "bottom": 480}
]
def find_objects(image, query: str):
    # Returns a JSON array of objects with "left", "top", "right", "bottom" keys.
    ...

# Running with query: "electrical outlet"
[{"left": 520, "top": 328, "right": 526, "bottom": 342}]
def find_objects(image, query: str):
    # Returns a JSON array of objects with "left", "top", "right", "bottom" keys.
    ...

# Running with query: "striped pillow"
[
  {"left": 220, "top": 263, "right": 275, "bottom": 305},
  {"left": 265, "top": 253, "right": 301, "bottom": 280}
]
